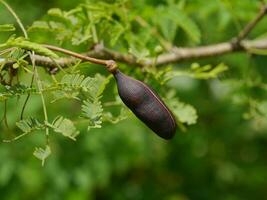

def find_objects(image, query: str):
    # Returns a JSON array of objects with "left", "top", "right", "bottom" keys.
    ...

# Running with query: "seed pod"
[{"left": 113, "top": 69, "right": 177, "bottom": 140}]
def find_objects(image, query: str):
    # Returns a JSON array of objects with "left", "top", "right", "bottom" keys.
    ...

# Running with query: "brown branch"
[
  {"left": 1, "top": 38, "right": 267, "bottom": 70},
  {"left": 33, "top": 39, "right": 267, "bottom": 67},
  {"left": 42, "top": 44, "right": 118, "bottom": 73},
  {"left": 232, "top": 3, "right": 267, "bottom": 45},
  {"left": 145, "top": 39, "right": 267, "bottom": 66},
  {"left": 28, "top": 3, "right": 267, "bottom": 68},
  {"left": 152, "top": 3, "right": 267, "bottom": 66},
  {"left": 1, "top": 4, "right": 267, "bottom": 71}
]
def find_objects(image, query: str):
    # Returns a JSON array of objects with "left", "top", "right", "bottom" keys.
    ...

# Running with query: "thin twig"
[
  {"left": 0, "top": 47, "right": 15, "bottom": 56},
  {"left": 3, "top": 132, "right": 29, "bottom": 143},
  {"left": 20, "top": 74, "right": 34, "bottom": 119},
  {"left": 29, "top": 39, "right": 267, "bottom": 67},
  {"left": 1, "top": 0, "right": 35, "bottom": 120},
  {"left": 42, "top": 44, "right": 118, "bottom": 73},
  {"left": 1, "top": 1, "right": 50, "bottom": 145},
  {"left": 30, "top": 51, "right": 50, "bottom": 145},
  {"left": 1, "top": 3, "right": 267, "bottom": 71},
  {"left": 1, "top": 38, "right": 267, "bottom": 70},
  {"left": 232, "top": 3, "right": 267, "bottom": 46},
  {"left": 0, "top": 0, "right": 28, "bottom": 38},
  {"left": 42, "top": 44, "right": 110, "bottom": 66}
]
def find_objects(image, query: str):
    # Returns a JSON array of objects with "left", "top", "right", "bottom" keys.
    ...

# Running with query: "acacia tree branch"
[
  {"left": 1, "top": 4, "right": 267, "bottom": 70},
  {"left": 155, "top": 2, "right": 267, "bottom": 66},
  {"left": 146, "top": 39, "right": 267, "bottom": 66},
  {"left": 42, "top": 44, "right": 118, "bottom": 73},
  {"left": 15, "top": 38, "right": 267, "bottom": 69},
  {"left": 31, "top": 3, "right": 267, "bottom": 68}
]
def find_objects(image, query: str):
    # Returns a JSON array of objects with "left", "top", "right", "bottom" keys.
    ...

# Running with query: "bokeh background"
[{"left": 1, "top": 0, "right": 267, "bottom": 200}]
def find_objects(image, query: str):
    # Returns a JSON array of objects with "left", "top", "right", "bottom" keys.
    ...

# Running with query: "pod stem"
[{"left": 42, "top": 44, "right": 118, "bottom": 73}]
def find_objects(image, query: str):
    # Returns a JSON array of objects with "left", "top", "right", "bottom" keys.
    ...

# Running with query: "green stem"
[
  {"left": 1, "top": 1, "right": 50, "bottom": 145},
  {"left": 89, "top": 12, "right": 98, "bottom": 44},
  {"left": 3, "top": 132, "right": 29, "bottom": 143},
  {"left": 0, "top": 0, "right": 28, "bottom": 39},
  {"left": 20, "top": 73, "right": 34, "bottom": 119},
  {"left": 30, "top": 52, "right": 50, "bottom": 145}
]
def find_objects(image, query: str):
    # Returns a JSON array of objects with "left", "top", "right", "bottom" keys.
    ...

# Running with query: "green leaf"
[
  {"left": 0, "top": 24, "right": 16, "bottom": 32},
  {"left": 94, "top": 74, "right": 112, "bottom": 98},
  {"left": 170, "top": 9, "right": 201, "bottom": 43},
  {"left": 248, "top": 48, "right": 267, "bottom": 56},
  {"left": 155, "top": 7, "right": 178, "bottom": 42},
  {"left": 102, "top": 108, "right": 129, "bottom": 124},
  {"left": 55, "top": 73, "right": 110, "bottom": 101},
  {"left": 0, "top": 84, "right": 37, "bottom": 102},
  {"left": 81, "top": 100, "right": 103, "bottom": 129},
  {"left": 16, "top": 118, "right": 44, "bottom": 133},
  {"left": 256, "top": 101, "right": 267, "bottom": 117},
  {"left": 4, "top": 37, "right": 59, "bottom": 58},
  {"left": 52, "top": 116, "right": 79, "bottom": 140},
  {"left": 109, "top": 22, "right": 125, "bottom": 46},
  {"left": 28, "top": 21, "right": 50, "bottom": 31},
  {"left": 2, "top": 118, "right": 45, "bottom": 142},
  {"left": 167, "top": 96, "right": 198, "bottom": 125},
  {"left": 163, "top": 63, "right": 228, "bottom": 83},
  {"left": 33, "top": 145, "right": 51, "bottom": 166},
  {"left": 48, "top": 8, "right": 64, "bottom": 17},
  {"left": 155, "top": 3, "right": 201, "bottom": 43},
  {"left": 28, "top": 2, "right": 129, "bottom": 46},
  {"left": 61, "top": 74, "right": 94, "bottom": 90}
]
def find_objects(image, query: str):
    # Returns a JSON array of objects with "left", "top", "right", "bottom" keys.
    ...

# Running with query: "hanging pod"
[{"left": 112, "top": 69, "right": 177, "bottom": 140}]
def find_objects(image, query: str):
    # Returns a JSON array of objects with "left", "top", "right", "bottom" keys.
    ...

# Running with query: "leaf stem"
[
  {"left": 30, "top": 52, "right": 50, "bottom": 145},
  {"left": 0, "top": 0, "right": 28, "bottom": 39},
  {"left": 1, "top": 1, "right": 50, "bottom": 145},
  {"left": 231, "top": 3, "right": 267, "bottom": 47},
  {"left": 3, "top": 132, "right": 29, "bottom": 143}
]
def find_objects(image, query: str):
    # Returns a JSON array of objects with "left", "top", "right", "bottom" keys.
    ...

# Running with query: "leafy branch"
[{"left": 1, "top": 3, "right": 267, "bottom": 70}]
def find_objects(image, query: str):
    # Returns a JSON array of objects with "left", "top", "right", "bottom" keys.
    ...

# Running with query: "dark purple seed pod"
[{"left": 113, "top": 69, "right": 177, "bottom": 140}]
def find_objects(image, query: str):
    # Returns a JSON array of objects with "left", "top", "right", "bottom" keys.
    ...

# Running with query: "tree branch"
[
  {"left": 231, "top": 3, "right": 267, "bottom": 45},
  {"left": 145, "top": 39, "right": 267, "bottom": 66},
  {"left": 1, "top": 4, "right": 267, "bottom": 70},
  {"left": 2, "top": 38, "right": 267, "bottom": 70}
]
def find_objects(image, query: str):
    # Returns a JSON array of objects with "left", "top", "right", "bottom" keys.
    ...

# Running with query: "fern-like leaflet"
[
  {"left": 16, "top": 117, "right": 45, "bottom": 133},
  {"left": 51, "top": 116, "right": 80, "bottom": 140},
  {"left": 81, "top": 100, "right": 103, "bottom": 130},
  {"left": 0, "top": 84, "right": 37, "bottom": 101}
]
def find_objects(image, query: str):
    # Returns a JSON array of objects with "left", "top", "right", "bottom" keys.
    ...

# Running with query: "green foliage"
[
  {"left": 155, "top": 1, "right": 201, "bottom": 43},
  {"left": 16, "top": 117, "right": 45, "bottom": 133},
  {"left": 50, "top": 73, "right": 111, "bottom": 101},
  {"left": 0, "top": 24, "right": 15, "bottom": 32},
  {"left": 1, "top": 36, "right": 59, "bottom": 58},
  {"left": 0, "top": 84, "right": 37, "bottom": 101},
  {"left": 33, "top": 145, "right": 51, "bottom": 166},
  {"left": 28, "top": 1, "right": 129, "bottom": 46},
  {"left": 156, "top": 63, "right": 228, "bottom": 84},
  {"left": 167, "top": 96, "right": 198, "bottom": 125},
  {"left": 81, "top": 99, "right": 103, "bottom": 129},
  {"left": 51, "top": 116, "right": 79, "bottom": 140},
  {"left": 60, "top": 74, "right": 95, "bottom": 90},
  {"left": 102, "top": 107, "right": 129, "bottom": 124}
]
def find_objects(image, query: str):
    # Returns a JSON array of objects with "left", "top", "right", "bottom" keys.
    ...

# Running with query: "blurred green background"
[{"left": 1, "top": 0, "right": 267, "bottom": 200}]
